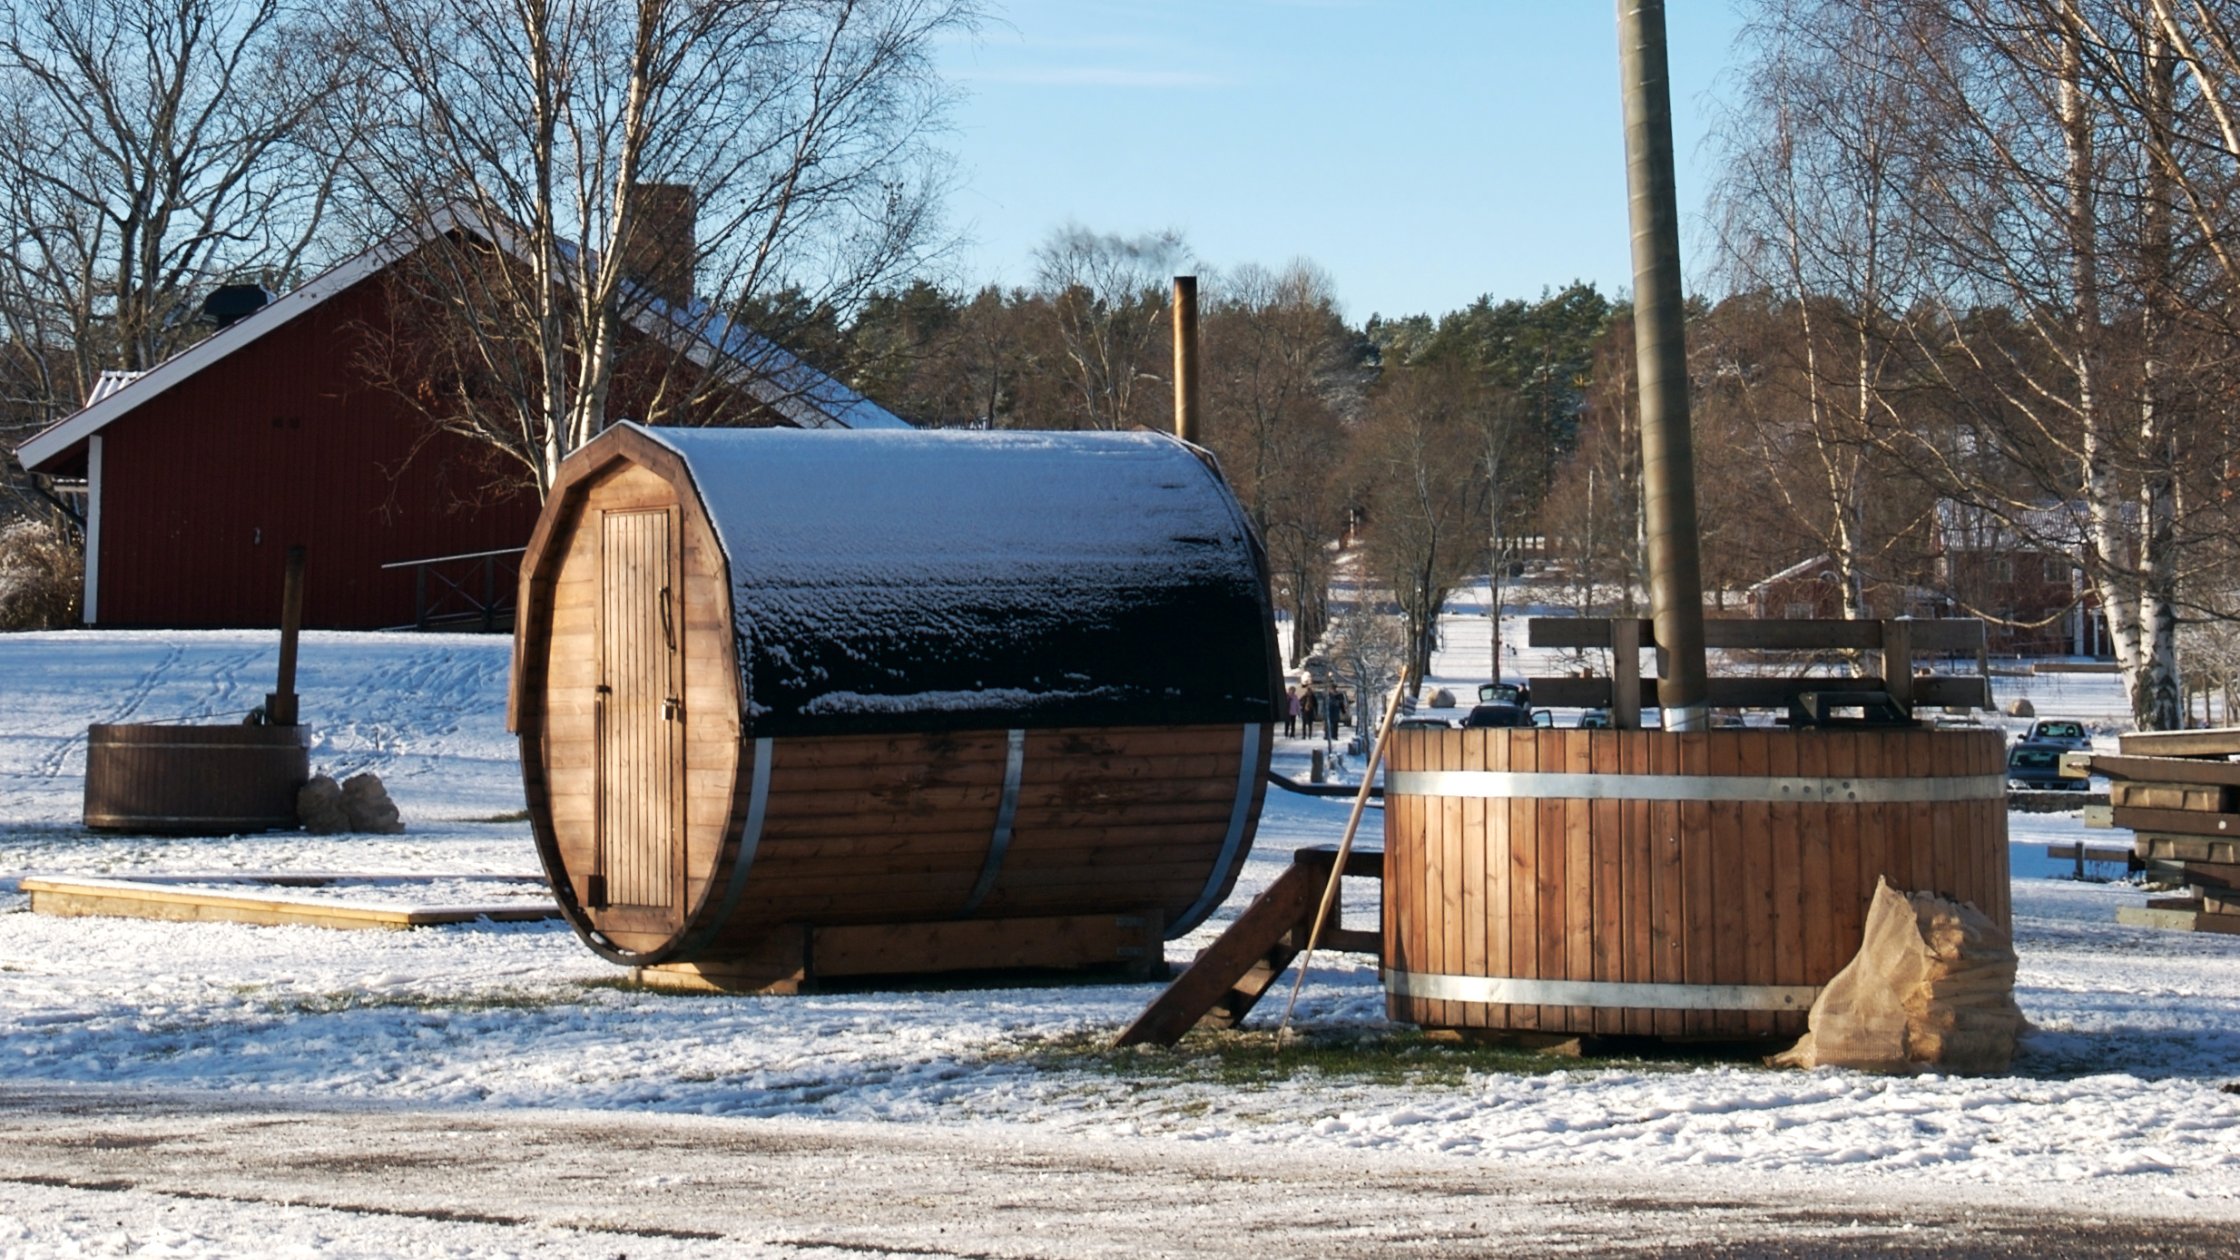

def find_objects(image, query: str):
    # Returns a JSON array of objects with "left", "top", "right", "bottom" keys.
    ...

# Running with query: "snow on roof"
[
  {"left": 83, "top": 371, "right": 143, "bottom": 407},
  {"left": 1935, "top": 499, "right": 2118, "bottom": 553},
  {"left": 630, "top": 424, "right": 1276, "bottom": 738},
  {"left": 15, "top": 204, "right": 903, "bottom": 472},
  {"left": 1746, "top": 554, "right": 1835, "bottom": 591}
]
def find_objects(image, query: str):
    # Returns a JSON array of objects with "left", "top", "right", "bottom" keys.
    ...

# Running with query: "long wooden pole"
[
  {"left": 1618, "top": 0, "right": 1710, "bottom": 732},
  {"left": 1172, "top": 275, "right": 1200, "bottom": 445},
  {"left": 268, "top": 545, "right": 305, "bottom": 726},
  {"left": 1275, "top": 676, "right": 1409, "bottom": 1041}
]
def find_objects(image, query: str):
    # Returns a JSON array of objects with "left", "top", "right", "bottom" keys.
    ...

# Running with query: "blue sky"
[{"left": 937, "top": 1, "right": 1748, "bottom": 321}]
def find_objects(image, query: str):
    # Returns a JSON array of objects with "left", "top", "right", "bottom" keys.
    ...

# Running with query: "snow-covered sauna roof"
[{"left": 636, "top": 424, "right": 1278, "bottom": 737}]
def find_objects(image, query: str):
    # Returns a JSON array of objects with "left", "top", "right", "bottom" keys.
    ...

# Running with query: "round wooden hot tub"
[
  {"left": 510, "top": 423, "right": 1280, "bottom": 979},
  {"left": 1380, "top": 727, "right": 2008, "bottom": 1038},
  {"left": 83, "top": 723, "right": 310, "bottom": 834}
]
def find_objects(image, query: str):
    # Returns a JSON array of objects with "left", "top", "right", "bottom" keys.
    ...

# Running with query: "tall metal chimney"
[
  {"left": 1617, "top": 0, "right": 1709, "bottom": 732},
  {"left": 1173, "top": 275, "right": 1201, "bottom": 445}
]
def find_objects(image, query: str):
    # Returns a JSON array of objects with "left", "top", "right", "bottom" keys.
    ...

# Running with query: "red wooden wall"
[{"left": 92, "top": 276, "right": 544, "bottom": 629}]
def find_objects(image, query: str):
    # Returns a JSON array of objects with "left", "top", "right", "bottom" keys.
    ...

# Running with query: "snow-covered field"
[{"left": 4, "top": 618, "right": 2240, "bottom": 1255}]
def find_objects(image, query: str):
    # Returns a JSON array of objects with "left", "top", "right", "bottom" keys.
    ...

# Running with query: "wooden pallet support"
[
  {"left": 1114, "top": 846, "right": 1382, "bottom": 1048},
  {"left": 630, "top": 911, "right": 1165, "bottom": 994}
]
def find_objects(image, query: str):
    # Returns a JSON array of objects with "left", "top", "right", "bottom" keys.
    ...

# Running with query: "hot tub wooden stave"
[
  {"left": 1381, "top": 727, "right": 2008, "bottom": 1039},
  {"left": 82, "top": 723, "right": 310, "bottom": 835}
]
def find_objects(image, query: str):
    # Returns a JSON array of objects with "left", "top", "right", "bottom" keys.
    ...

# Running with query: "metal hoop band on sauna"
[{"left": 1380, "top": 727, "right": 2011, "bottom": 1039}]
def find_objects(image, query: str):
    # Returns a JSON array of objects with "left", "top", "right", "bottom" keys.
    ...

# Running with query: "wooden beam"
[
  {"left": 2086, "top": 753, "right": 2240, "bottom": 785},
  {"left": 2118, "top": 727, "right": 2240, "bottom": 758},
  {"left": 1526, "top": 675, "right": 1988, "bottom": 712},
  {"left": 2112, "top": 805, "right": 2240, "bottom": 839},
  {"left": 22, "top": 875, "right": 558, "bottom": 931},
  {"left": 1528, "top": 617, "right": 1986, "bottom": 653}
]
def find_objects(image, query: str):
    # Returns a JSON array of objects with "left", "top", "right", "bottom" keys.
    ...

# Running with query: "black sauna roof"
[{"left": 638, "top": 424, "right": 1277, "bottom": 738}]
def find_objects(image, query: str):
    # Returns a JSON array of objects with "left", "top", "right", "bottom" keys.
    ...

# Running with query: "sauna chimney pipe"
[
  {"left": 1618, "top": 0, "right": 1709, "bottom": 732},
  {"left": 1173, "top": 275, "right": 1200, "bottom": 446}
]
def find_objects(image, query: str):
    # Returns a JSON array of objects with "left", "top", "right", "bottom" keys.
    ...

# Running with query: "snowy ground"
[{"left": 4, "top": 624, "right": 2240, "bottom": 1255}]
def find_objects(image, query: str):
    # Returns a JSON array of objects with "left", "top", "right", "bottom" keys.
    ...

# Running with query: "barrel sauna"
[
  {"left": 509, "top": 423, "right": 1279, "bottom": 981},
  {"left": 83, "top": 723, "right": 310, "bottom": 834},
  {"left": 1381, "top": 727, "right": 2008, "bottom": 1039}
]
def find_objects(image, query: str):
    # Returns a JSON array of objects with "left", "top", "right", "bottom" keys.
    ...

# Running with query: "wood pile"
[{"left": 2081, "top": 728, "right": 2240, "bottom": 933}]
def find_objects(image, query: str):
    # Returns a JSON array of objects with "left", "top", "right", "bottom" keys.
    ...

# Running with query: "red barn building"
[{"left": 15, "top": 214, "right": 902, "bottom": 630}]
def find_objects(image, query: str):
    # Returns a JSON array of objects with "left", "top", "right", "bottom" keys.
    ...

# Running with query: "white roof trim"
[
  {"left": 16, "top": 204, "right": 902, "bottom": 471},
  {"left": 1746, "top": 554, "right": 1834, "bottom": 591}
]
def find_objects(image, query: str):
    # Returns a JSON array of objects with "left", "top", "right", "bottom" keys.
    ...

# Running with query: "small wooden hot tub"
[
  {"left": 83, "top": 723, "right": 310, "bottom": 835},
  {"left": 1381, "top": 727, "right": 2008, "bottom": 1038},
  {"left": 510, "top": 423, "right": 1279, "bottom": 986}
]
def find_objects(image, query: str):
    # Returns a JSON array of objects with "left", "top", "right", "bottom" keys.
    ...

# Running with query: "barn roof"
[
  {"left": 631, "top": 424, "right": 1279, "bottom": 738},
  {"left": 16, "top": 205, "right": 904, "bottom": 474}
]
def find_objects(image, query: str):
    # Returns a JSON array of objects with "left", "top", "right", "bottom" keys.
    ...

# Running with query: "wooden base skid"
[{"left": 630, "top": 911, "right": 1166, "bottom": 994}]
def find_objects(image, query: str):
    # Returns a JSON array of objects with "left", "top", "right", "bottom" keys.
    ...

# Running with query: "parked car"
[
  {"left": 1576, "top": 709, "right": 1612, "bottom": 729},
  {"left": 2020, "top": 719, "right": 2092, "bottom": 751},
  {"left": 1463, "top": 703, "right": 1554, "bottom": 730},
  {"left": 1478, "top": 681, "right": 1530, "bottom": 707},
  {"left": 1396, "top": 716, "right": 1455, "bottom": 731},
  {"left": 2007, "top": 741, "right": 2086, "bottom": 791}
]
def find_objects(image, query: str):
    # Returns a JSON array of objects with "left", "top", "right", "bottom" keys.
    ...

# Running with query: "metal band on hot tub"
[
  {"left": 1384, "top": 970, "right": 1822, "bottom": 1011},
  {"left": 1384, "top": 770, "right": 2006, "bottom": 804},
  {"left": 957, "top": 728, "right": 1026, "bottom": 917}
]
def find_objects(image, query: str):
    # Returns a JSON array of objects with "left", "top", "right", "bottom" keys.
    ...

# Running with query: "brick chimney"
[{"left": 621, "top": 183, "right": 696, "bottom": 307}]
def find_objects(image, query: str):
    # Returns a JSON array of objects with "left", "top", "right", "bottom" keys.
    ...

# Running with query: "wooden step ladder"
[{"left": 1114, "top": 845, "right": 1383, "bottom": 1047}]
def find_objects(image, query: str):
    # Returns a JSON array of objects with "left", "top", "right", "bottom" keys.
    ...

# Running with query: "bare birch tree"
[
  {"left": 0, "top": 0, "right": 348, "bottom": 515},
  {"left": 1030, "top": 223, "right": 1189, "bottom": 432},
  {"left": 341, "top": 0, "right": 973, "bottom": 496}
]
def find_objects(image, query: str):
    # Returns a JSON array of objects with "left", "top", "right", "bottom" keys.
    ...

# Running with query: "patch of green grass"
[
  {"left": 264, "top": 986, "right": 582, "bottom": 1016},
  {"left": 999, "top": 1027, "right": 1778, "bottom": 1089}
]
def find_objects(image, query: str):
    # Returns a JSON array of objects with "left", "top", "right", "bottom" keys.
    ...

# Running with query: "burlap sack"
[
  {"left": 1770, "top": 876, "right": 2024, "bottom": 1075},
  {"left": 296, "top": 774, "right": 349, "bottom": 834},
  {"left": 340, "top": 772, "right": 406, "bottom": 834}
]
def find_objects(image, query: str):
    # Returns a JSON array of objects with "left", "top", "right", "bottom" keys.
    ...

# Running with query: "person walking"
[
  {"left": 1324, "top": 687, "right": 1342, "bottom": 741},
  {"left": 1303, "top": 687, "right": 1322, "bottom": 740},
  {"left": 1284, "top": 685, "right": 1300, "bottom": 738},
  {"left": 1330, "top": 689, "right": 1350, "bottom": 739}
]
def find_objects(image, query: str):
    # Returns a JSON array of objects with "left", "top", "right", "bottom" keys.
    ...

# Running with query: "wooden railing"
[
  {"left": 380, "top": 547, "right": 526, "bottom": 633},
  {"left": 1525, "top": 617, "right": 1991, "bottom": 728}
]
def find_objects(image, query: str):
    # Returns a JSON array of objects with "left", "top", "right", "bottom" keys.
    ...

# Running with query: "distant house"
[
  {"left": 1933, "top": 501, "right": 2108, "bottom": 657},
  {"left": 15, "top": 205, "right": 902, "bottom": 630},
  {"left": 1745, "top": 554, "right": 1948, "bottom": 624}
]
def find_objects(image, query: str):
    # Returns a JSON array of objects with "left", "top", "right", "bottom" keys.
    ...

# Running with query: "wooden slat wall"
[
  {"left": 599, "top": 508, "right": 674, "bottom": 908},
  {"left": 687, "top": 723, "right": 1264, "bottom": 958},
  {"left": 1385, "top": 728, "right": 2009, "bottom": 1038}
]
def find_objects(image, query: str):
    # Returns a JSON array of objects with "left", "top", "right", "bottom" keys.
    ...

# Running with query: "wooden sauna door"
[{"left": 598, "top": 507, "right": 682, "bottom": 918}]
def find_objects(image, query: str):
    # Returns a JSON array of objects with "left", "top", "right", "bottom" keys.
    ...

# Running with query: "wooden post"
[
  {"left": 1882, "top": 619, "right": 1913, "bottom": 712},
  {"left": 1612, "top": 615, "right": 1643, "bottom": 729},
  {"left": 266, "top": 545, "right": 305, "bottom": 726},
  {"left": 1172, "top": 275, "right": 1200, "bottom": 445}
]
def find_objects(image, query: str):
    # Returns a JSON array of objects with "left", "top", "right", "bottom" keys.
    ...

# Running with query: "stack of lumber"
[{"left": 2082, "top": 728, "right": 2240, "bottom": 933}]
